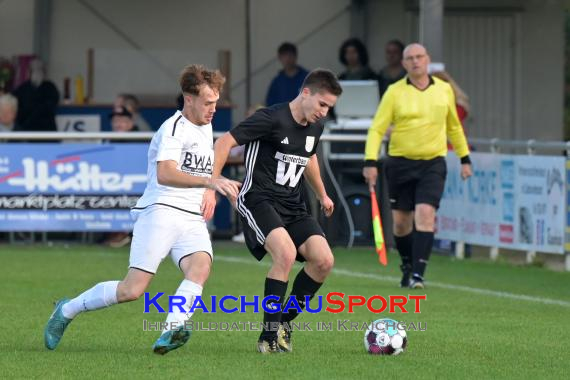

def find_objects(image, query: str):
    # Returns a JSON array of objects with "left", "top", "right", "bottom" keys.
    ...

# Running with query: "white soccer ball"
[{"left": 364, "top": 318, "right": 407, "bottom": 355}]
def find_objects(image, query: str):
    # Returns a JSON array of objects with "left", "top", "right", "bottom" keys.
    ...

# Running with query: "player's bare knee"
[
  {"left": 274, "top": 250, "right": 296, "bottom": 273},
  {"left": 315, "top": 252, "right": 334, "bottom": 275},
  {"left": 117, "top": 283, "right": 145, "bottom": 302},
  {"left": 185, "top": 265, "right": 211, "bottom": 286}
]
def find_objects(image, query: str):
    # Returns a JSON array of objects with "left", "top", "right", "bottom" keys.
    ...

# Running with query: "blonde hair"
[{"left": 433, "top": 71, "right": 470, "bottom": 114}]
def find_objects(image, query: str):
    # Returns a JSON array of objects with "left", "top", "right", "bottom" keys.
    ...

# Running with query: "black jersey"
[{"left": 230, "top": 103, "right": 323, "bottom": 215}]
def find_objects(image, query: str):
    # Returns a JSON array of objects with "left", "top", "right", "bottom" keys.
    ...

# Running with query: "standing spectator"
[
  {"left": 338, "top": 38, "right": 376, "bottom": 80},
  {"left": 103, "top": 106, "right": 140, "bottom": 248},
  {"left": 13, "top": 59, "right": 59, "bottom": 132},
  {"left": 0, "top": 94, "right": 18, "bottom": 132},
  {"left": 377, "top": 40, "right": 406, "bottom": 98},
  {"left": 265, "top": 42, "right": 309, "bottom": 106},
  {"left": 432, "top": 71, "right": 471, "bottom": 126},
  {"left": 114, "top": 93, "right": 152, "bottom": 131},
  {"left": 362, "top": 43, "right": 472, "bottom": 289}
]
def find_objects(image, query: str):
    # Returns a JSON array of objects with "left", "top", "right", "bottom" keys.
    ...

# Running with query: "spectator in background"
[
  {"left": 377, "top": 39, "right": 406, "bottom": 98},
  {"left": 431, "top": 70, "right": 471, "bottom": 127},
  {"left": 265, "top": 42, "right": 309, "bottom": 106},
  {"left": 114, "top": 93, "right": 152, "bottom": 131},
  {"left": 110, "top": 106, "right": 139, "bottom": 135},
  {"left": 338, "top": 38, "right": 376, "bottom": 81},
  {"left": 0, "top": 94, "right": 18, "bottom": 132},
  {"left": 103, "top": 106, "right": 139, "bottom": 248},
  {"left": 13, "top": 59, "right": 59, "bottom": 132}
]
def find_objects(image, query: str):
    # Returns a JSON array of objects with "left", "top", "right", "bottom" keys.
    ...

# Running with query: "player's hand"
[
  {"left": 362, "top": 166, "right": 378, "bottom": 192},
  {"left": 460, "top": 163, "right": 473, "bottom": 180},
  {"left": 210, "top": 178, "right": 242, "bottom": 199},
  {"left": 201, "top": 189, "right": 216, "bottom": 221},
  {"left": 320, "top": 195, "right": 334, "bottom": 217}
]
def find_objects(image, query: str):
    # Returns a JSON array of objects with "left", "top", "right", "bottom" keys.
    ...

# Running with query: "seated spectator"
[
  {"left": 110, "top": 106, "right": 139, "bottom": 134},
  {"left": 266, "top": 42, "right": 309, "bottom": 106},
  {"left": 338, "top": 38, "right": 376, "bottom": 80},
  {"left": 377, "top": 39, "right": 406, "bottom": 98},
  {"left": 114, "top": 93, "right": 152, "bottom": 131},
  {"left": 0, "top": 94, "right": 18, "bottom": 132},
  {"left": 13, "top": 59, "right": 59, "bottom": 132}
]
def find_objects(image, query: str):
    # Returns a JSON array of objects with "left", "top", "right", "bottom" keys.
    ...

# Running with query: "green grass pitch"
[{"left": 1, "top": 243, "right": 569, "bottom": 379}]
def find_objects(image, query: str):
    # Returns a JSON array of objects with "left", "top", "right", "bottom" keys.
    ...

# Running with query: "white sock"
[
  {"left": 62, "top": 281, "right": 119, "bottom": 319},
  {"left": 163, "top": 280, "right": 203, "bottom": 332}
]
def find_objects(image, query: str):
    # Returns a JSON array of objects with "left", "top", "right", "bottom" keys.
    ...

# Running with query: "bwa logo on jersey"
[
  {"left": 181, "top": 152, "right": 213, "bottom": 176},
  {"left": 274, "top": 151, "right": 309, "bottom": 188}
]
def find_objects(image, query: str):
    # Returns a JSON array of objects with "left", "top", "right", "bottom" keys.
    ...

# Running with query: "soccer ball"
[{"left": 364, "top": 318, "right": 407, "bottom": 355}]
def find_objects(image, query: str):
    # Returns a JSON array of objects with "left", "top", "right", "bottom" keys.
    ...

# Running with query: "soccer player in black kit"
[{"left": 213, "top": 69, "right": 342, "bottom": 353}]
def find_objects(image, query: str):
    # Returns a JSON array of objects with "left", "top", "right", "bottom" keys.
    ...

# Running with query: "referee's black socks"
[
  {"left": 281, "top": 268, "right": 322, "bottom": 325},
  {"left": 394, "top": 233, "right": 413, "bottom": 269},
  {"left": 260, "top": 278, "right": 288, "bottom": 340},
  {"left": 412, "top": 230, "right": 434, "bottom": 279}
]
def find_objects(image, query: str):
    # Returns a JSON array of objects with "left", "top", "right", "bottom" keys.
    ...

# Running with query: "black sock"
[
  {"left": 260, "top": 278, "right": 288, "bottom": 339},
  {"left": 281, "top": 268, "right": 322, "bottom": 324},
  {"left": 412, "top": 231, "right": 434, "bottom": 279},
  {"left": 394, "top": 233, "right": 413, "bottom": 268}
]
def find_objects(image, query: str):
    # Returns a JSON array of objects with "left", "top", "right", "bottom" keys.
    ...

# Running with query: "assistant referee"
[{"left": 363, "top": 43, "right": 472, "bottom": 289}]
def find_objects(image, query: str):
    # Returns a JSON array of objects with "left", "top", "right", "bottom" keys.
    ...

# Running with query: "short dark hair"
[
  {"left": 118, "top": 93, "right": 140, "bottom": 112},
  {"left": 339, "top": 38, "right": 369, "bottom": 66},
  {"left": 301, "top": 69, "right": 343, "bottom": 96},
  {"left": 386, "top": 39, "right": 405, "bottom": 54},
  {"left": 277, "top": 42, "right": 298, "bottom": 56},
  {"left": 179, "top": 64, "right": 226, "bottom": 96}
]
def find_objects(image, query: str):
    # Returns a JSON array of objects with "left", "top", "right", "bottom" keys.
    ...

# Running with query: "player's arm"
[
  {"left": 157, "top": 160, "right": 211, "bottom": 188},
  {"left": 364, "top": 87, "right": 395, "bottom": 162},
  {"left": 363, "top": 87, "right": 395, "bottom": 190},
  {"left": 156, "top": 160, "right": 239, "bottom": 195},
  {"left": 304, "top": 154, "right": 334, "bottom": 217},
  {"left": 444, "top": 85, "right": 472, "bottom": 180},
  {"left": 213, "top": 107, "right": 273, "bottom": 181},
  {"left": 212, "top": 132, "right": 238, "bottom": 180}
]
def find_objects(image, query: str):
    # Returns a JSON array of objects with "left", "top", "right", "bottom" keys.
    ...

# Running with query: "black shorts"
[
  {"left": 238, "top": 200, "right": 325, "bottom": 262},
  {"left": 383, "top": 156, "right": 447, "bottom": 211}
]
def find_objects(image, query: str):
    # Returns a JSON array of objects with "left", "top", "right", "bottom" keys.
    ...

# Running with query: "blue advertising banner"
[{"left": 0, "top": 143, "right": 148, "bottom": 231}]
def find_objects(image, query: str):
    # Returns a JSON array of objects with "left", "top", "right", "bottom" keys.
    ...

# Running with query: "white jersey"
[{"left": 133, "top": 111, "right": 213, "bottom": 216}]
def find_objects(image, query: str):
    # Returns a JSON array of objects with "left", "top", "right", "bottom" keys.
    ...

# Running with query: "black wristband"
[
  {"left": 460, "top": 155, "right": 471, "bottom": 165},
  {"left": 363, "top": 160, "right": 377, "bottom": 168}
]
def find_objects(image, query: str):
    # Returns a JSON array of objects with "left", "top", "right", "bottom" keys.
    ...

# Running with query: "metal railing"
[{"left": 1, "top": 132, "right": 568, "bottom": 270}]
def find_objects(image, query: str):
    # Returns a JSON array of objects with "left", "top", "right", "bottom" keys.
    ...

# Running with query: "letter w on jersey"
[{"left": 274, "top": 151, "right": 309, "bottom": 188}]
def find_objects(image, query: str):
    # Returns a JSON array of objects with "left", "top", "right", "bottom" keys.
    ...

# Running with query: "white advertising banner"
[{"left": 436, "top": 152, "right": 565, "bottom": 254}]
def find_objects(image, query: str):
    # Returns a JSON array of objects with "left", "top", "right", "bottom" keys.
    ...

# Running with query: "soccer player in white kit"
[{"left": 44, "top": 64, "right": 241, "bottom": 355}]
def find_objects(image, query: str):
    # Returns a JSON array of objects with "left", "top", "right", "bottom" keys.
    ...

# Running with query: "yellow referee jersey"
[{"left": 364, "top": 76, "right": 470, "bottom": 161}]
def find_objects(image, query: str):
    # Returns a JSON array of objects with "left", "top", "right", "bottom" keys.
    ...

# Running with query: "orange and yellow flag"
[{"left": 370, "top": 189, "right": 388, "bottom": 266}]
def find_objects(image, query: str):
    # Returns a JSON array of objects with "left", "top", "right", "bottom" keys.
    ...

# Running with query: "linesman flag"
[{"left": 370, "top": 189, "right": 388, "bottom": 266}]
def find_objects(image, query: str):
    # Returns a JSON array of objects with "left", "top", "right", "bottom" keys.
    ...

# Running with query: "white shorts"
[{"left": 128, "top": 205, "right": 213, "bottom": 274}]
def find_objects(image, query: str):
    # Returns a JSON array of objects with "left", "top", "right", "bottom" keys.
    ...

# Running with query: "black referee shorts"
[
  {"left": 383, "top": 156, "right": 447, "bottom": 211},
  {"left": 238, "top": 200, "right": 325, "bottom": 262}
]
